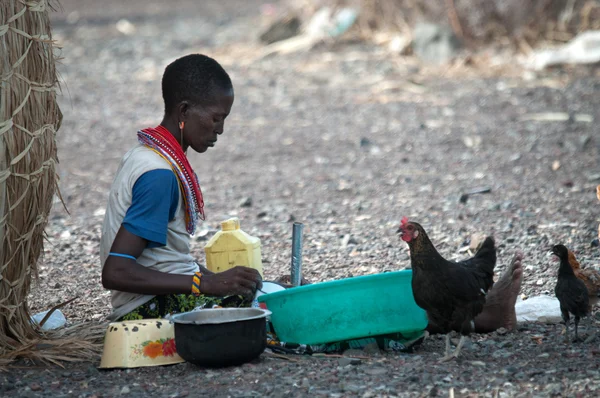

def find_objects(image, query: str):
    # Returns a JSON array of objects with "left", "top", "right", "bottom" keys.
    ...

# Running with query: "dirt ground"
[{"left": 3, "top": 0, "right": 600, "bottom": 396}]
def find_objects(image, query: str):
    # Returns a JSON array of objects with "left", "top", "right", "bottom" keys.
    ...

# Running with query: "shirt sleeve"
[{"left": 122, "top": 169, "right": 179, "bottom": 248}]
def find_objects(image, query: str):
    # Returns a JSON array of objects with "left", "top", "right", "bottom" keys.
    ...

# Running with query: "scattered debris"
[
  {"left": 340, "top": 234, "right": 358, "bottom": 248},
  {"left": 31, "top": 309, "right": 67, "bottom": 331},
  {"left": 239, "top": 196, "right": 253, "bottom": 207},
  {"left": 260, "top": 16, "right": 301, "bottom": 44},
  {"left": 115, "top": 19, "right": 135, "bottom": 35},
  {"left": 526, "top": 30, "right": 600, "bottom": 70},
  {"left": 254, "top": 7, "right": 358, "bottom": 59},
  {"left": 463, "top": 135, "right": 482, "bottom": 149},
  {"left": 469, "top": 234, "right": 485, "bottom": 252},
  {"left": 520, "top": 112, "right": 593, "bottom": 123},
  {"left": 411, "top": 22, "right": 462, "bottom": 65},
  {"left": 459, "top": 187, "right": 492, "bottom": 204},
  {"left": 195, "top": 227, "right": 217, "bottom": 241}
]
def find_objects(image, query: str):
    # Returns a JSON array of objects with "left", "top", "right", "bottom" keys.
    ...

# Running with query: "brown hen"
[{"left": 568, "top": 248, "right": 600, "bottom": 311}]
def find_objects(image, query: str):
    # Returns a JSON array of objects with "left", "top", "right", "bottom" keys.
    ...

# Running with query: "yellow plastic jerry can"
[{"left": 204, "top": 217, "right": 264, "bottom": 277}]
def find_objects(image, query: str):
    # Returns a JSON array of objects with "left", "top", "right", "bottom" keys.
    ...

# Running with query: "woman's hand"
[{"left": 200, "top": 266, "right": 263, "bottom": 299}]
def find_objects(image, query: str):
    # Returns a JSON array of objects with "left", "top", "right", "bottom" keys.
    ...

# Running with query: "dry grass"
[
  {"left": 320, "top": 0, "right": 600, "bottom": 48},
  {"left": 0, "top": 322, "right": 107, "bottom": 368},
  {"left": 0, "top": 0, "right": 102, "bottom": 368}
]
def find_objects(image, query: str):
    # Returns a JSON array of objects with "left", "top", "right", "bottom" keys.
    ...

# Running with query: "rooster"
[
  {"left": 567, "top": 248, "right": 600, "bottom": 311},
  {"left": 397, "top": 217, "right": 496, "bottom": 362},
  {"left": 552, "top": 244, "right": 589, "bottom": 343}
]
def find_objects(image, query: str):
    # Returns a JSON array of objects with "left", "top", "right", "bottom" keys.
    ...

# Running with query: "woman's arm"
[
  {"left": 102, "top": 226, "right": 192, "bottom": 295},
  {"left": 102, "top": 227, "right": 262, "bottom": 297}
]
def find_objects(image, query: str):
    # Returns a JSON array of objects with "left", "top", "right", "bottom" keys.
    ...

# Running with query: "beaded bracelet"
[{"left": 191, "top": 272, "right": 202, "bottom": 297}]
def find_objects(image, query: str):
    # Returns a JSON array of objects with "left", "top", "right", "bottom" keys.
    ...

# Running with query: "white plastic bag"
[
  {"left": 515, "top": 295, "right": 562, "bottom": 323},
  {"left": 31, "top": 309, "right": 67, "bottom": 330}
]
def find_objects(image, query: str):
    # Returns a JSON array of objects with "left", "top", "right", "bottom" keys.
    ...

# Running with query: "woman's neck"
[{"left": 159, "top": 117, "right": 186, "bottom": 151}]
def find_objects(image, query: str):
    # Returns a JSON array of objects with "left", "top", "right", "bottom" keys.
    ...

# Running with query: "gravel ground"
[{"left": 3, "top": 0, "right": 600, "bottom": 396}]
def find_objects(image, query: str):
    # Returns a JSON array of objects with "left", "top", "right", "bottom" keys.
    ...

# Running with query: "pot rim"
[{"left": 170, "top": 308, "right": 272, "bottom": 325}]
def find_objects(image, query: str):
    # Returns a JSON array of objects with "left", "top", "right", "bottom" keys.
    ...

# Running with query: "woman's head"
[{"left": 162, "top": 54, "right": 234, "bottom": 153}]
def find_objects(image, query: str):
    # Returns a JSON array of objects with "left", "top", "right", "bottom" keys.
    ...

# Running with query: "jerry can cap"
[{"left": 221, "top": 217, "right": 240, "bottom": 231}]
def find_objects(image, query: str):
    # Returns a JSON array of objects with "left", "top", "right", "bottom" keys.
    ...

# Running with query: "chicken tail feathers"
[{"left": 474, "top": 236, "right": 497, "bottom": 275}]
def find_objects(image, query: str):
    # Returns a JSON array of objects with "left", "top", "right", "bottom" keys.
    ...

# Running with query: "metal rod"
[{"left": 291, "top": 222, "right": 304, "bottom": 287}]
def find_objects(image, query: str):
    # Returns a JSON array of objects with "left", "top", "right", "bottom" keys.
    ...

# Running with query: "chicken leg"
[
  {"left": 561, "top": 310, "right": 571, "bottom": 344},
  {"left": 444, "top": 334, "right": 451, "bottom": 357},
  {"left": 573, "top": 316, "right": 581, "bottom": 343},
  {"left": 439, "top": 335, "right": 468, "bottom": 362}
]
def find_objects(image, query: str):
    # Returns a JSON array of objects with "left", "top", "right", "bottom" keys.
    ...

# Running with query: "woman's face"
[{"left": 181, "top": 87, "right": 234, "bottom": 153}]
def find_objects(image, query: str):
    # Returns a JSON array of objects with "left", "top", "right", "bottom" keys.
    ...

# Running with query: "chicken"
[
  {"left": 567, "top": 248, "right": 600, "bottom": 311},
  {"left": 397, "top": 217, "right": 496, "bottom": 362},
  {"left": 552, "top": 244, "right": 589, "bottom": 342}
]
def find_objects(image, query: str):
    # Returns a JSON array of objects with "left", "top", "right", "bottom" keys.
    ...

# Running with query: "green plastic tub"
[{"left": 257, "top": 270, "right": 428, "bottom": 345}]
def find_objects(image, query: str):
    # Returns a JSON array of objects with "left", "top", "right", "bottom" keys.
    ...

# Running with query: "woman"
[{"left": 100, "top": 54, "right": 262, "bottom": 321}]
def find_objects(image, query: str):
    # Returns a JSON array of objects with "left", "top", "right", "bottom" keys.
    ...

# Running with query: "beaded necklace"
[{"left": 137, "top": 125, "right": 205, "bottom": 234}]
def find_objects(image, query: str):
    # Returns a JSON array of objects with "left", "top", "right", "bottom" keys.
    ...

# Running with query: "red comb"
[{"left": 400, "top": 216, "right": 409, "bottom": 226}]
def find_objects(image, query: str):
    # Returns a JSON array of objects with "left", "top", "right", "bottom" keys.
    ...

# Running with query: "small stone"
[
  {"left": 412, "top": 22, "right": 461, "bottom": 65},
  {"left": 584, "top": 332, "right": 597, "bottom": 344},
  {"left": 536, "top": 279, "right": 544, "bottom": 286},
  {"left": 259, "top": 16, "right": 301, "bottom": 44},
  {"left": 497, "top": 340, "right": 512, "bottom": 349},
  {"left": 239, "top": 197, "right": 252, "bottom": 207},
  {"left": 591, "top": 239, "right": 599, "bottom": 248},
  {"left": 301, "top": 378, "right": 310, "bottom": 388},
  {"left": 451, "top": 338, "right": 472, "bottom": 349},
  {"left": 30, "top": 383, "right": 41, "bottom": 392},
  {"left": 545, "top": 383, "right": 562, "bottom": 395},
  {"left": 338, "top": 357, "right": 362, "bottom": 366},
  {"left": 121, "top": 386, "right": 130, "bottom": 394},
  {"left": 345, "top": 384, "right": 363, "bottom": 393},
  {"left": 496, "top": 327, "right": 508, "bottom": 335},
  {"left": 359, "top": 137, "right": 372, "bottom": 148},
  {"left": 538, "top": 353, "right": 550, "bottom": 358},
  {"left": 179, "top": 391, "right": 189, "bottom": 397},
  {"left": 469, "top": 234, "right": 485, "bottom": 251},
  {"left": 340, "top": 234, "right": 358, "bottom": 248},
  {"left": 363, "top": 367, "right": 387, "bottom": 376},
  {"left": 343, "top": 348, "right": 364, "bottom": 357},
  {"left": 470, "top": 361, "right": 486, "bottom": 367},
  {"left": 492, "top": 349, "right": 513, "bottom": 359},
  {"left": 362, "top": 342, "right": 380, "bottom": 355}
]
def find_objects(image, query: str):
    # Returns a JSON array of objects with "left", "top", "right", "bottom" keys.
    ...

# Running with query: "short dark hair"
[{"left": 161, "top": 54, "right": 233, "bottom": 114}]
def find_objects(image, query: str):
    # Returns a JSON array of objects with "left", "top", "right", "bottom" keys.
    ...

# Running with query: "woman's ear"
[{"left": 178, "top": 101, "right": 189, "bottom": 121}]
